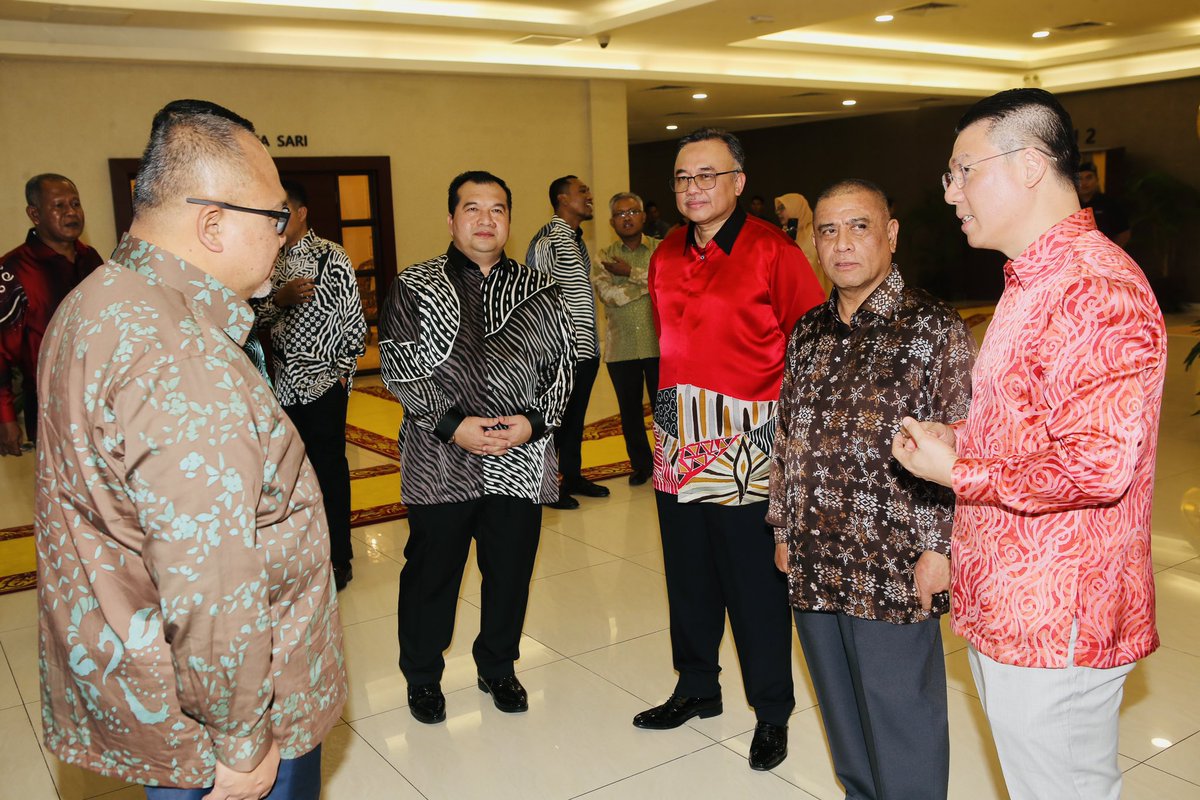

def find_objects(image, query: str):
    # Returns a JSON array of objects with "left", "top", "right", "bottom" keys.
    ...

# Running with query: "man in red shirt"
[
  {"left": 0, "top": 174, "right": 102, "bottom": 454},
  {"left": 894, "top": 88, "right": 1165, "bottom": 800},
  {"left": 632, "top": 128, "right": 824, "bottom": 772}
]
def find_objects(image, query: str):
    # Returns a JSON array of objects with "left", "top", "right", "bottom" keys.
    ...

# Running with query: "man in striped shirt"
[{"left": 527, "top": 176, "right": 611, "bottom": 509}]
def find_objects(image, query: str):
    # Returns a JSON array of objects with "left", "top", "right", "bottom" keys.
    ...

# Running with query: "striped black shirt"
[{"left": 526, "top": 216, "right": 600, "bottom": 361}]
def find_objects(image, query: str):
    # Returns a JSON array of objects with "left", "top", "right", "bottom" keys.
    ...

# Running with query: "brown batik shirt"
[
  {"left": 767, "top": 267, "right": 974, "bottom": 623},
  {"left": 35, "top": 234, "right": 346, "bottom": 788}
]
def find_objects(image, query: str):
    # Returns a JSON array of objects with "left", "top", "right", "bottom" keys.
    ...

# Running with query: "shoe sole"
[
  {"left": 409, "top": 707, "right": 446, "bottom": 725},
  {"left": 477, "top": 678, "right": 528, "bottom": 713},
  {"left": 632, "top": 702, "right": 723, "bottom": 730}
]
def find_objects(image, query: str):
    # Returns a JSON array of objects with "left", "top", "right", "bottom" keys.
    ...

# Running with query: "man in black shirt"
[{"left": 1077, "top": 161, "right": 1130, "bottom": 247}]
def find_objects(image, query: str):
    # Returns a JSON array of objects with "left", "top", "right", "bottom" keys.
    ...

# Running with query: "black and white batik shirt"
[
  {"left": 526, "top": 215, "right": 599, "bottom": 362},
  {"left": 379, "top": 245, "right": 576, "bottom": 505},
  {"left": 254, "top": 229, "right": 367, "bottom": 407}
]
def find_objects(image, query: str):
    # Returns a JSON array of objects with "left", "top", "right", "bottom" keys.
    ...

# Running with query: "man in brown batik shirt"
[{"left": 767, "top": 179, "right": 974, "bottom": 800}]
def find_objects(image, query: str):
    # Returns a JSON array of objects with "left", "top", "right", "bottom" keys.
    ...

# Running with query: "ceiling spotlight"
[
  {"left": 692, "top": 92, "right": 708, "bottom": 100},
  {"left": 666, "top": 124, "right": 679, "bottom": 130},
  {"left": 1032, "top": 30, "right": 1050, "bottom": 38},
  {"left": 875, "top": 14, "right": 894, "bottom": 22},
  {"left": 842, "top": 99, "right": 857, "bottom": 106}
]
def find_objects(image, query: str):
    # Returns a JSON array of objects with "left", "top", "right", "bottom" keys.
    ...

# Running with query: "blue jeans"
[{"left": 144, "top": 745, "right": 322, "bottom": 800}]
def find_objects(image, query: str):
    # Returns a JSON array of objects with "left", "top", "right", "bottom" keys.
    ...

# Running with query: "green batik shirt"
[
  {"left": 34, "top": 234, "right": 346, "bottom": 788},
  {"left": 593, "top": 236, "right": 661, "bottom": 363}
]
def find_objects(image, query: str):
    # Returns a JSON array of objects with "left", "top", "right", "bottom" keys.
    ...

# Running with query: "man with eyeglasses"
[
  {"left": 34, "top": 99, "right": 345, "bottom": 800},
  {"left": 593, "top": 192, "right": 660, "bottom": 486},
  {"left": 251, "top": 178, "right": 366, "bottom": 592},
  {"left": 894, "top": 88, "right": 1165, "bottom": 800},
  {"left": 633, "top": 128, "right": 824, "bottom": 772},
  {"left": 0, "top": 173, "right": 102, "bottom": 455},
  {"left": 527, "top": 175, "right": 610, "bottom": 509}
]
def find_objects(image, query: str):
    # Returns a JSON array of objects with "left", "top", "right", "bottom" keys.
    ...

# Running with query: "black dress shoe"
[
  {"left": 333, "top": 562, "right": 353, "bottom": 591},
  {"left": 477, "top": 674, "right": 528, "bottom": 713},
  {"left": 748, "top": 722, "right": 788, "bottom": 771},
  {"left": 628, "top": 469, "right": 651, "bottom": 486},
  {"left": 632, "top": 694, "right": 722, "bottom": 730},
  {"left": 566, "top": 478, "right": 610, "bottom": 498},
  {"left": 407, "top": 683, "right": 446, "bottom": 724},
  {"left": 544, "top": 493, "right": 579, "bottom": 510}
]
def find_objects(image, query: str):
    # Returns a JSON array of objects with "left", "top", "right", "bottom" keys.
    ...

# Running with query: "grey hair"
[{"left": 608, "top": 192, "right": 644, "bottom": 215}]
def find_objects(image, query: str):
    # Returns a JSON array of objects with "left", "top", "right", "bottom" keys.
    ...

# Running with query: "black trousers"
[
  {"left": 399, "top": 495, "right": 541, "bottom": 685},
  {"left": 283, "top": 384, "right": 353, "bottom": 568},
  {"left": 656, "top": 491, "right": 795, "bottom": 726},
  {"left": 23, "top": 385, "right": 37, "bottom": 443},
  {"left": 605, "top": 357, "right": 658, "bottom": 475},
  {"left": 795, "top": 610, "right": 949, "bottom": 800},
  {"left": 556, "top": 357, "right": 599, "bottom": 484}
]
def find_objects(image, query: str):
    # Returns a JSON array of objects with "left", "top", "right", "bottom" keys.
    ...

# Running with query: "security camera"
[{"left": 598, "top": 34, "right": 611, "bottom": 49}]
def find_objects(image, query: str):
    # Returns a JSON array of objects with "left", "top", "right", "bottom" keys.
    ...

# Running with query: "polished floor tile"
[
  {"left": 1122, "top": 763, "right": 1200, "bottom": 799},
  {"left": 331, "top": 545, "right": 403, "bottom": 627},
  {"left": 1119, "top": 645, "right": 1200, "bottom": 761},
  {"left": 0, "top": 703, "right": 59, "bottom": 800},
  {"left": 460, "top": 528, "right": 622, "bottom": 597},
  {"left": 0, "top": 639, "right": 22, "bottom": 710}
]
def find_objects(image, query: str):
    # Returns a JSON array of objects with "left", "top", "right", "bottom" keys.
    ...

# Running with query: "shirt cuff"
[
  {"left": 434, "top": 407, "right": 466, "bottom": 443},
  {"left": 207, "top": 723, "right": 271, "bottom": 774},
  {"left": 951, "top": 457, "right": 994, "bottom": 503},
  {"left": 521, "top": 408, "right": 547, "bottom": 441}
]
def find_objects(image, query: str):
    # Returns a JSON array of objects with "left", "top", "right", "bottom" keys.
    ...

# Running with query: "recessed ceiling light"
[
  {"left": 875, "top": 14, "right": 894, "bottom": 22},
  {"left": 666, "top": 124, "right": 679, "bottom": 130},
  {"left": 748, "top": 14, "right": 774, "bottom": 24},
  {"left": 692, "top": 92, "right": 708, "bottom": 100},
  {"left": 1032, "top": 30, "right": 1050, "bottom": 38},
  {"left": 842, "top": 99, "right": 857, "bottom": 106}
]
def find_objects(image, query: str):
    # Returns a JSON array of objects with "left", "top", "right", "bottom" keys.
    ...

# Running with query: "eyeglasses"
[
  {"left": 670, "top": 169, "right": 740, "bottom": 193},
  {"left": 186, "top": 198, "right": 291, "bottom": 235},
  {"left": 941, "top": 147, "right": 1057, "bottom": 191},
  {"left": 612, "top": 209, "right": 644, "bottom": 219}
]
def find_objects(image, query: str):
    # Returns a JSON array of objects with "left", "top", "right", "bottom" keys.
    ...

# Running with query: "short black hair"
[
  {"left": 25, "top": 173, "right": 75, "bottom": 206},
  {"left": 548, "top": 175, "right": 578, "bottom": 211},
  {"left": 955, "top": 88, "right": 1078, "bottom": 185},
  {"left": 1078, "top": 161, "right": 1098, "bottom": 176},
  {"left": 281, "top": 178, "right": 308, "bottom": 210},
  {"left": 751, "top": 195, "right": 765, "bottom": 203},
  {"left": 645, "top": 201, "right": 659, "bottom": 211},
  {"left": 448, "top": 170, "right": 513, "bottom": 215},
  {"left": 814, "top": 178, "right": 892, "bottom": 216},
  {"left": 675, "top": 128, "right": 746, "bottom": 170},
  {"left": 134, "top": 99, "right": 257, "bottom": 215}
]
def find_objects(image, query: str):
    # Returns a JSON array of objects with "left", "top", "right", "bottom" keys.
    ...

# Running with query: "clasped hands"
[{"left": 453, "top": 415, "right": 532, "bottom": 456}]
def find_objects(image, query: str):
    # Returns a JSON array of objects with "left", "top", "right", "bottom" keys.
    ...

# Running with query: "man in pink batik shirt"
[{"left": 893, "top": 88, "right": 1165, "bottom": 800}]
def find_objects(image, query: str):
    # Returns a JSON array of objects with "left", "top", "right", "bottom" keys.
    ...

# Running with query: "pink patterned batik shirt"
[{"left": 950, "top": 208, "right": 1166, "bottom": 669}]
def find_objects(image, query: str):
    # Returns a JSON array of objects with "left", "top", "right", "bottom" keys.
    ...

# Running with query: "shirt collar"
[
  {"left": 112, "top": 232, "right": 256, "bottom": 347},
  {"left": 823, "top": 265, "right": 904, "bottom": 327},
  {"left": 550, "top": 215, "right": 584, "bottom": 245},
  {"left": 282, "top": 227, "right": 318, "bottom": 257},
  {"left": 24, "top": 227, "right": 91, "bottom": 261},
  {"left": 446, "top": 242, "right": 507, "bottom": 273},
  {"left": 1004, "top": 207, "right": 1097, "bottom": 288},
  {"left": 685, "top": 205, "right": 747, "bottom": 256}
]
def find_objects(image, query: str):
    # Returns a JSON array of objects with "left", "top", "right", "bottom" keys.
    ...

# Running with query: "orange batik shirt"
[{"left": 950, "top": 209, "right": 1166, "bottom": 669}]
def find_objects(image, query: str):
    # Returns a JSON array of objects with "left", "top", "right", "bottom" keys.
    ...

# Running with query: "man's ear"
[
  {"left": 25, "top": 205, "right": 38, "bottom": 227},
  {"left": 196, "top": 203, "right": 224, "bottom": 254},
  {"left": 1022, "top": 149, "right": 1053, "bottom": 188},
  {"left": 886, "top": 217, "right": 900, "bottom": 254},
  {"left": 296, "top": 205, "right": 309, "bottom": 228}
]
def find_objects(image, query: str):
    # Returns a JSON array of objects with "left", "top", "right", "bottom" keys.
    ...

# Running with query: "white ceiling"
[{"left": 1, "top": 0, "right": 1197, "bottom": 142}]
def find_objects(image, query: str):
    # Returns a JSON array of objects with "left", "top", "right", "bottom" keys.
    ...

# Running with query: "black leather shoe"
[
  {"left": 407, "top": 683, "right": 446, "bottom": 724},
  {"left": 566, "top": 478, "right": 610, "bottom": 498},
  {"left": 632, "top": 694, "right": 722, "bottom": 730},
  {"left": 544, "top": 494, "right": 579, "bottom": 510},
  {"left": 333, "top": 562, "right": 353, "bottom": 591},
  {"left": 628, "top": 469, "right": 651, "bottom": 486},
  {"left": 748, "top": 722, "right": 788, "bottom": 771},
  {"left": 477, "top": 674, "right": 528, "bottom": 713}
]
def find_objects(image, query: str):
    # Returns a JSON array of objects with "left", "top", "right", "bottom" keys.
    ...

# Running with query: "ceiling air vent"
[
  {"left": 644, "top": 85, "right": 691, "bottom": 92},
  {"left": 665, "top": 111, "right": 697, "bottom": 117},
  {"left": 897, "top": 2, "right": 961, "bottom": 14},
  {"left": 512, "top": 35, "right": 580, "bottom": 46},
  {"left": 1054, "top": 20, "right": 1111, "bottom": 32},
  {"left": 917, "top": 97, "right": 943, "bottom": 104},
  {"left": 787, "top": 91, "right": 828, "bottom": 98}
]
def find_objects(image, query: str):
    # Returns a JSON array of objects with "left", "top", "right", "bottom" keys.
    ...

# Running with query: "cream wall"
[{"left": 0, "top": 56, "right": 630, "bottom": 419}]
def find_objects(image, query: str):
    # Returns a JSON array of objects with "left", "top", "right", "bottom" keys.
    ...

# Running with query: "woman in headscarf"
[{"left": 775, "top": 192, "right": 830, "bottom": 296}]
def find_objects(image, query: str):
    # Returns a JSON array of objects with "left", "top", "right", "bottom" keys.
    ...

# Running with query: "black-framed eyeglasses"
[
  {"left": 941, "top": 147, "right": 1058, "bottom": 191},
  {"left": 670, "top": 169, "right": 740, "bottom": 193},
  {"left": 185, "top": 198, "right": 291, "bottom": 235},
  {"left": 612, "top": 208, "right": 644, "bottom": 219}
]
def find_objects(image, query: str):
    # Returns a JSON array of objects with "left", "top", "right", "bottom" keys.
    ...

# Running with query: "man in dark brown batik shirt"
[{"left": 767, "top": 179, "right": 974, "bottom": 800}]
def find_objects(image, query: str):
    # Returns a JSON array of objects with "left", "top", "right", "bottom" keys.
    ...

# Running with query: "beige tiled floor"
[{"left": 2, "top": 330, "right": 1199, "bottom": 799}]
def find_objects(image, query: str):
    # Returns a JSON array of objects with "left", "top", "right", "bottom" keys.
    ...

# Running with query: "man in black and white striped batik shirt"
[
  {"left": 252, "top": 178, "right": 366, "bottom": 592},
  {"left": 526, "top": 174, "right": 611, "bottom": 509},
  {"left": 379, "top": 170, "right": 574, "bottom": 725}
]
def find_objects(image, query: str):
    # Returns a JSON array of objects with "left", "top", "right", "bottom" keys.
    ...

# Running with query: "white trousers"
[{"left": 967, "top": 627, "right": 1135, "bottom": 800}]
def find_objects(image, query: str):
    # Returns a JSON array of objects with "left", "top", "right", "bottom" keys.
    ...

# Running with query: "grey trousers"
[{"left": 795, "top": 610, "right": 949, "bottom": 800}]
